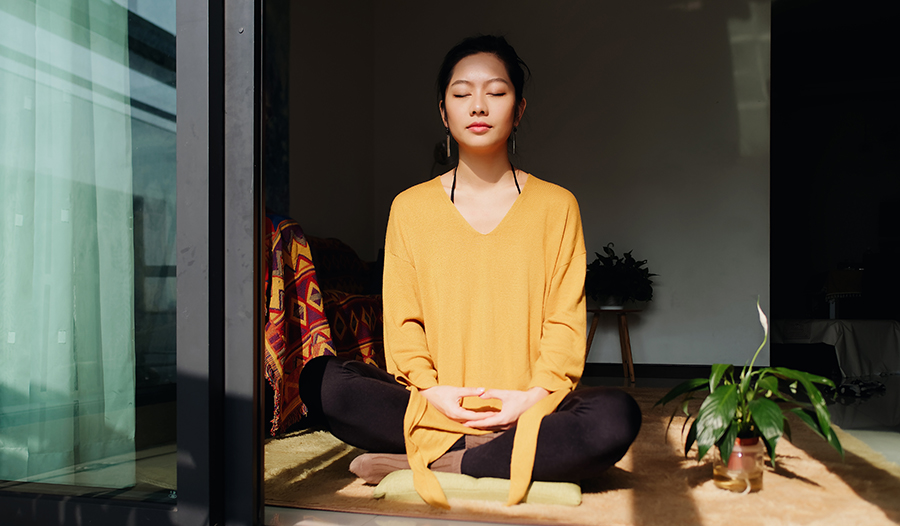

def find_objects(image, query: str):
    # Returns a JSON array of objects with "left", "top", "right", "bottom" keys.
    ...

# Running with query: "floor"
[
  {"left": 827, "top": 374, "right": 900, "bottom": 465},
  {"left": 265, "top": 372, "right": 900, "bottom": 526}
]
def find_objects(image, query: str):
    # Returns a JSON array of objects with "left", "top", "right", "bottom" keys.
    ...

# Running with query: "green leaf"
[
  {"left": 665, "top": 399, "right": 693, "bottom": 440},
  {"left": 764, "top": 387, "right": 794, "bottom": 403},
  {"left": 790, "top": 405, "right": 842, "bottom": 458},
  {"left": 682, "top": 409, "right": 693, "bottom": 436},
  {"left": 748, "top": 398, "right": 783, "bottom": 443},
  {"left": 739, "top": 367, "right": 755, "bottom": 401},
  {"left": 749, "top": 397, "right": 783, "bottom": 465},
  {"left": 824, "top": 425, "right": 845, "bottom": 460},
  {"left": 681, "top": 398, "right": 693, "bottom": 417},
  {"left": 806, "top": 386, "right": 832, "bottom": 437},
  {"left": 695, "top": 384, "right": 738, "bottom": 462},
  {"left": 769, "top": 367, "right": 836, "bottom": 389},
  {"left": 783, "top": 418, "right": 793, "bottom": 443},
  {"left": 761, "top": 435, "right": 778, "bottom": 468},
  {"left": 756, "top": 374, "right": 778, "bottom": 394},
  {"left": 669, "top": 396, "right": 697, "bottom": 439},
  {"left": 788, "top": 408, "right": 825, "bottom": 440},
  {"left": 654, "top": 377, "right": 708, "bottom": 408},
  {"left": 774, "top": 371, "right": 837, "bottom": 449},
  {"left": 684, "top": 418, "right": 698, "bottom": 458},
  {"left": 709, "top": 364, "right": 733, "bottom": 394},
  {"left": 717, "top": 421, "right": 740, "bottom": 464}
]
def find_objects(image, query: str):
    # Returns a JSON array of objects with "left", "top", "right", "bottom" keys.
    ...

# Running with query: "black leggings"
[{"left": 299, "top": 356, "right": 642, "bottom": 482}]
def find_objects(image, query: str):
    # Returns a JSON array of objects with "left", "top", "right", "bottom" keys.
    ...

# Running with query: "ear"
[
  {"left": 514, "top": 98, "right": 527, "bottom": 127},
  {"left": 439, "top": 100, "right": 448, "bottom": 128}
]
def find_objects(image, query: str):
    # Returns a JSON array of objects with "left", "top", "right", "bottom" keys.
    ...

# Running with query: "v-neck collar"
[{"left": 434, "top": 174, "right": 533, "bottom": 236}]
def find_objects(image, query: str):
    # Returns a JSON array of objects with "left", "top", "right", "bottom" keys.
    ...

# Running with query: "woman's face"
[{"left": 441, "top": 52, "right": 525, "bottom": 156}]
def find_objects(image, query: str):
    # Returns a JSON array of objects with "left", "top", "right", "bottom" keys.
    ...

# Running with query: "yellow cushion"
[{"left": 372, "top": 470, "right": 582, "bottom": 506}]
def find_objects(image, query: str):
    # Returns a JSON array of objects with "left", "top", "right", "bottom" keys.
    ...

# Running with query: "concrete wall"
[{"left": 290, "top": 0, "right": 771, "bottom": 366}]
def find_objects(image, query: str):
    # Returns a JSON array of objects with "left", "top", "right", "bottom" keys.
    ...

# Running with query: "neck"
[{"left": 456, "top": 149, "right": 514, "bottom": 190}]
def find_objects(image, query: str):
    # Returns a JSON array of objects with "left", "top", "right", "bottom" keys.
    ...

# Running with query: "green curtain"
[{"left": 0, "top": 0, "right": 136, "bottom": 488}]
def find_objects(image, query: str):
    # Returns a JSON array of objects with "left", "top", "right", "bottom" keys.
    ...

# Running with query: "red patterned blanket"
[
  {"left": 265, "top": 216, "right": 336, "bottom": 434},
  {"left": 322, "top": 290, "right": 385, "bottom": 370},
  {"left": 264, "top": 215, "right": 385, "bottom": 435}
]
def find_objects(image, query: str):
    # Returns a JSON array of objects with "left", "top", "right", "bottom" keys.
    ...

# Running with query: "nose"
[{"left": 470, "top": 93, "right": 488, "bottom": 115}]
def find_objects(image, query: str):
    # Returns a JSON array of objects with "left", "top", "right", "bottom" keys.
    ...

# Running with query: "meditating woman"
[{"left": 299, "top": 35, "right": 642, "bottom": 508}]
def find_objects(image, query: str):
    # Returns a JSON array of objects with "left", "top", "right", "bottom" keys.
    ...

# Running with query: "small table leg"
[
  {"left": 617, "top": 312, "right": 636, "bottom": 384},
  {"left": 585, "top": 311, "right": 601, "bottom": 362}
]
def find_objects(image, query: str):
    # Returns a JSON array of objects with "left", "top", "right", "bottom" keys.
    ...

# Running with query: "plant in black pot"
[{"left": 585, "top": 243, "right": 656, "bottom": 308}]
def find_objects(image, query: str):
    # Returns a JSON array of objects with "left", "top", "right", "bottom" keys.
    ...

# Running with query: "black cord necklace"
[{"left": 450, "top": 162, "right": 520, "bottom": 204}]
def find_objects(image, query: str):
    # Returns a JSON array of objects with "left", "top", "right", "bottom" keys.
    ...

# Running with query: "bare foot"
[{"left": 349, "top": 453, "right": 410, "bottom": 484}]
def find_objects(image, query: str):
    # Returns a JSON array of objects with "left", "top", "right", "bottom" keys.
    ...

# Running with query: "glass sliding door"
[
  {"left": 0, "top": 0, "right": 262, "bottom": 524},
  {"left": 0, "top": 0, "right": 176, "bottom": 503}
]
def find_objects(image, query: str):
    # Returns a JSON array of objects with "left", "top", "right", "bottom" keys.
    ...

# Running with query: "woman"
[{"left": 299, "top": 35, "right": 641, "bottom": 508}]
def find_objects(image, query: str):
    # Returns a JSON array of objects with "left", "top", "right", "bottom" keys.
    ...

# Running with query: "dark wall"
[
  {"left": 771, "top": 0, "right": 900, "bottom": 321},
  {"left": 263, "top": 0, "right": 290, "bottom": 217}
]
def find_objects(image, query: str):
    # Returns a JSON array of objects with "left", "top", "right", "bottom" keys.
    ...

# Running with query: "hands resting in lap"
[{"left": 420, "top": 385, "right": 550, "bottom": 431}]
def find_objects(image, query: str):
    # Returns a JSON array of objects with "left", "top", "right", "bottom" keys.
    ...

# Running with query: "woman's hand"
[
  {"left": 464, "top": 387, "right": 550, "bottom": 430},
  {"left": 420, "top": 385, "right": 497, "bottom": 424}
]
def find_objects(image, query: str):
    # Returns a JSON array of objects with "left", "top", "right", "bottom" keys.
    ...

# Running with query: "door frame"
[{"left": 0, "top": 0, "right": 264, "bottom": 524}]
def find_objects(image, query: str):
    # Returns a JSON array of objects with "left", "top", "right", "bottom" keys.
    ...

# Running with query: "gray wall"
[{"left": 290, "top": 1, "right": 771, "bottom": 366}]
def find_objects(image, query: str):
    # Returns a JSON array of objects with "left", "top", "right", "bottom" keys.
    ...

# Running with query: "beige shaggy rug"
[{"left": 265, "top": 388, "right": 900, "bottom": 526}]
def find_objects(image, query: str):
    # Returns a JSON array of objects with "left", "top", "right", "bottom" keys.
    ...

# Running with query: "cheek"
[
  {"left": 497, "top": 108, "right": 516, "bottom": 128},
  {"left": 447, "top": 104, "right": 468, "bottom": 127},
  {"left": 497, "top": 100, "right": 517, "bottom": 121}
]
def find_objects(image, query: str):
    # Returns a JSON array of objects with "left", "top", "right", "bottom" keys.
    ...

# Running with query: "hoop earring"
[
  {"left": 512, "top": 126, "right": 517, "bottom": 155},
  {"left": 445, "top": 128, "right": 451, "bottom": 159}
]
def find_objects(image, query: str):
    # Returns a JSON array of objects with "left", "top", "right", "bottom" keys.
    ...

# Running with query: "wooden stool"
[{"left": 585, "top": 308, "right": 640, "bottom": 383}]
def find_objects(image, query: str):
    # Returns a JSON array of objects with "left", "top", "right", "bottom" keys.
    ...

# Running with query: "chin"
[{"left": 458, "top": 140, "right": 509, "bottom": 155}]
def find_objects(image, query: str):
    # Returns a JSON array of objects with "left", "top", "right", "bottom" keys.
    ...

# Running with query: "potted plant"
[
  {"left": 655, "top": 301, "right": 844, "bottom": 493},
  {"left": 585, "top": 243, "right": 656, "bottom": 308}
]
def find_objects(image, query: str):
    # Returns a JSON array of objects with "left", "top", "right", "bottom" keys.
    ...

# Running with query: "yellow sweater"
[{"left": 383, "top": 174, "right": 586, "bottom": 508}]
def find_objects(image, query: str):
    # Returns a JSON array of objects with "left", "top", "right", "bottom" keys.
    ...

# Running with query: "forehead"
[{"left": 450, "top": 52, "right": 510, "bottom": 83}]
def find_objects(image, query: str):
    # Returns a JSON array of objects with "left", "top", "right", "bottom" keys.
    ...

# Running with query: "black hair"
[{"left": 436, "top": 35, "right": 531, "bottom": 121}]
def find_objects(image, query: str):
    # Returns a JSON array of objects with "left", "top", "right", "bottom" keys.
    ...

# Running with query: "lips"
[{"left": 467, "top": 122, "right": 492, "bottom": 132}]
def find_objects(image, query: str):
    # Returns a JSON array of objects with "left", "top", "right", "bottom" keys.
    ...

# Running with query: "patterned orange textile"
[
  {"left": 264, "top": 215, "right": 336, "bottom": 435},
  {"left": 322, "top": 290, "right": 385, "bottom": 370}
]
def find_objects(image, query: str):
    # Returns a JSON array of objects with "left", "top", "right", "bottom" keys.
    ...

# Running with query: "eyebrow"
[{"left": 449, "top": 77, "right": 511, "bottom": 88}]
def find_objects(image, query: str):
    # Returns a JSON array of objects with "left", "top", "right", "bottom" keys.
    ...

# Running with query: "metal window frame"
[{"left": 0, "top": 0, "right": 263, "bottom": 524}]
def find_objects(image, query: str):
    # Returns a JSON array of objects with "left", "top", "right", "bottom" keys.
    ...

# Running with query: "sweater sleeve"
[
  {"left": 382, "top": 201, "right": 439, "bottom": 390},
  {"left": 528, "top": 197, "right": 587, "bottom": 392}
]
